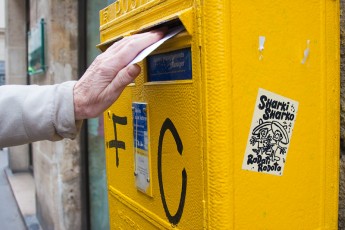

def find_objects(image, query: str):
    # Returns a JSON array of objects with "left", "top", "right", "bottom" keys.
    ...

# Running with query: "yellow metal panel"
[
  {"left": 202, "top": 0, "right": 339, "bottom": 229},
  {"left": 102, "top": 1, "right": 204, "bottom": 229},
  {"left": 99, "top": 0, "right": 194, "bottom": 46},
  {"left": 102, "top": 0, "right": 339, "bottom": 229},
  {"left": 229, "top": 0, "right": 339, "bottom": 228}
]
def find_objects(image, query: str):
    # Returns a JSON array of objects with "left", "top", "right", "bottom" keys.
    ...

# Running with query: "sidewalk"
[
  {"left": 0, "top": 148, "right": 26, "bottom": 229},
  {"left": 0, "top": 148, "right": 41, "bottom": 230}
]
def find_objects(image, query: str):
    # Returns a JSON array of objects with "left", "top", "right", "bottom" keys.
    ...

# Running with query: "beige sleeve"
[{"left": 0, "top": 81, "right": 82, "bottom": 147}]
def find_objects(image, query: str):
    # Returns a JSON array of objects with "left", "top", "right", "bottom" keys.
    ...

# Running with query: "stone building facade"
[
  {"left": 3, "top": 0, "right": 345, "bottom": 229},
  {"left": 0, "top": 0, "right": 5, "bottom": 85},
  {"left": 5, "top": 0, "right": 82, "bottom": 229},
  {"left": 28, "top": 1, "right": 80, "bottom": 229}
]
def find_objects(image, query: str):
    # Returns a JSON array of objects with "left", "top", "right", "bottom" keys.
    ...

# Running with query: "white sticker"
[
  {"left": 301, "top": 40, "right": 310, "bottom": 64},
  {"left": 258, "top": 36, "right": 265, "bottom": 60},
  {"left": 242, "top": 88, "right": 299, "bottom": 176},
  {"left": 258, "top": 36, "right": 265, "bottom": 51},
  {"left": 135, "top": 153, "right": 150, "bottom": 192}
]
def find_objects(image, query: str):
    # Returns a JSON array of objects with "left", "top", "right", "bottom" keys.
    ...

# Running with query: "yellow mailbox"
[{"left": 99, "top": 0, "right": 340, "bottom": 229}]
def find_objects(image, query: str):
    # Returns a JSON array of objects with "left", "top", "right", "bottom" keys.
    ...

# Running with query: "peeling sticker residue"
[
  {"left": 242, "top": 88, "right": 299, "bottom": 176},
  {"left": 301, "top": 40, "right": 310, "bottom": 64},
  {"left": 258, "top": 36, "right": 265, "bottom": 60}
]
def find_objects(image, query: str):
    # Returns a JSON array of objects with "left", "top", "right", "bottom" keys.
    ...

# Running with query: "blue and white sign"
[
  {"left": 132, "top": 102, "right": 150, "bottom": 193},
  {"left": 133, "top": 103, "right": 148, "bottom": 151},
  {"left": 147, "top": 48, "right": 192, "bottom": 82}
]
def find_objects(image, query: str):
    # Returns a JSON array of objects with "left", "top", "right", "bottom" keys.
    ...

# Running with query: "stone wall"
[
  {"left": 29, "top": 0, "right": 81, "bottom": 229},
  {"left": 5, "top": 0, "right": 31, "bottom": 172},
  {"left": 5, "top": 0, "right": 27, "bottom": 85},
  {"left": 340, "top": 0, "right": 345, "bottom": 229},
  {"left": 0, "top": 35, "right": 4, "bottom": 61},
  {"left": 0, "top": 0, "right": 4, "bottom": 61}
]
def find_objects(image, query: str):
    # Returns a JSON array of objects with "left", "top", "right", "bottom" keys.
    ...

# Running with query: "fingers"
[
  {"left": 74, "top": 28, "right": 167, "bottom": 120},
  {"left": 96, "top": 64, "right": 141, "bottom": 114},
  {"left": 106, "top": 35, "right": 134, "bottom": 53},
  {"left": 112, "top": 64, "right": 141, "bottom": 89},
  {"left": 74, "top": 64, "right": 141, "bottom": 120},
  {"left": 105, "top": 28, "right": 166, "bottom": 69},
  {"left": 107, "top": 28, "right": 166, "bottom": 54}
]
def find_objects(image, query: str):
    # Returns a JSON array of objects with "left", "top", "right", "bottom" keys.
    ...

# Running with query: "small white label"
[
  {"left": 242, "top": 88, "right": 299, "bottom": 176},
  {"left": 135, "top": 153, "right": 149, "bottom": 192}
]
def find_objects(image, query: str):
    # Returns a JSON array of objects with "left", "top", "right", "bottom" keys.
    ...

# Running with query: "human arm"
[
  {"left": 0, "top": 82, "right": 80, "bottom": 147},
  {"left": 0, "top": 29, "right": 165, "bottom": 147}
]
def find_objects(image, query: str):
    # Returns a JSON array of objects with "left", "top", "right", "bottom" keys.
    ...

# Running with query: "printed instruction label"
[
  {"left": 133, "top": 102, "right": 150, "bottom": 193},
  {"left": 242, "top": 89, "right": 299, "bottom": 176}
]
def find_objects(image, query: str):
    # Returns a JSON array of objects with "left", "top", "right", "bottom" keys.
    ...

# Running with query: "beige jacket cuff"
[{"left": 0, "top": 81, "right": 82, "bottom": 147}]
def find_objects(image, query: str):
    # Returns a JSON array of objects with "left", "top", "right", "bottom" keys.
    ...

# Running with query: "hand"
[{"left": 73, "top": 28, "right": 166, "bottom": 120}]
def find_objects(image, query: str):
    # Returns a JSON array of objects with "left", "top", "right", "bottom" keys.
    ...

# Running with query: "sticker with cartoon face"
[{"left": 242, "top": 88, "right": 299, "bottom": 176}]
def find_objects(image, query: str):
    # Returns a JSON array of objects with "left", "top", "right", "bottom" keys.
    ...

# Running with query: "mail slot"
[{"left": 100, "top": 0, "right": 340, "bottom": 229}]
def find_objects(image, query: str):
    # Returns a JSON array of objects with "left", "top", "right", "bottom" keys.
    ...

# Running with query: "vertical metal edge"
[
  {"left": 78, "top": 0, "right": 90, "bottom": 229},
  {"left": 325, "top": 0, "right": 341, "bottom": 228},
  {"left": 40, "top": 18, "right": 45, "bottom": 72},
  {"left": 202, "top": 0, "right": 233, "bottom": 229}
]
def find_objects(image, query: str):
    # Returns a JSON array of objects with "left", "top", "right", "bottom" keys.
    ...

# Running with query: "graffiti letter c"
[{"left": 158, "top": 118, "right": 187, "bottom": 225}]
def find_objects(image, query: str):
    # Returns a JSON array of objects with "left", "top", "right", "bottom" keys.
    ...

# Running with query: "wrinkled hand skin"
[{"left": 73, "top": 28, "right": 166, "bottom": 120}]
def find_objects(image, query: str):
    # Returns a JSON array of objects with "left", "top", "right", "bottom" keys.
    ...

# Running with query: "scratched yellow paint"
[{"left": 100, "top": 0, "right": 340, "bottom": 229}]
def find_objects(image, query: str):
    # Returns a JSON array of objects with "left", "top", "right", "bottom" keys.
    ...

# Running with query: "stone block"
[
  {"left": 6, "top": 76, "right": 28, "bottom": 85},
  {"left": 0, "top": 35, "right": 5, "bottom": 60},
  {"left": 33, "top": 149, "right": 57, "bottom": 230},
  {"left": 35, "top": 141, "right": 55, "bottom": 160},
  {"left": 5, "top": 0, "right": 26, "bottom": 47},
  {"left": 7, "top": 47, "right": 26, "bottom": 76},
  {"left": 8, "top": 144, "right": 30, "bottom": 172}
]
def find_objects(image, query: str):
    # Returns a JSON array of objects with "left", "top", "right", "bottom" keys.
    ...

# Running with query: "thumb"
[{"left": 114, "top": 64, "right": 141, "bottom": 88}]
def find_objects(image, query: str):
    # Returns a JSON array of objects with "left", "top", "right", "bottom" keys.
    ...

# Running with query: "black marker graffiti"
[
  {"left": 258, "top": 95, "right": 295, "bottom": 121},
  {"left": 247, "top": 119, "right": 289, "bottom": 173},
  {"left": 158, "top": 118, "right": 187, "bottom": 225},
  {"left": 107, "top": 113, "right": 127, "bottom": 167}
]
